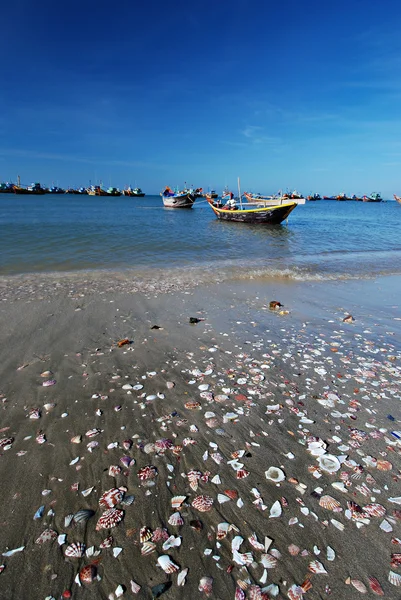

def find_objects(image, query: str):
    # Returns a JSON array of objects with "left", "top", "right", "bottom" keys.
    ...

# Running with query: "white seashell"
[
  {"left": 389, "top": 570, "right": 401, "bottom": 586},
  {"left": 318, "top": 454, "right": 341, "bottom": 473},
  {"left": 168, "top": 512, "right": 184, "bottom": 526},
  {"left": 331, "top": 481, "right": 348, "bottom": 493},
  {"left": 162, "top": 535, "right": 182, "bottom": 551},
  {"left": 86, "top": 546, "right": 101, "bottom": 557},
  {"left": 113, "top": 547, "right": 123, "bottom": 558},
  {"left": 309, "top": 559, "right": 327, "bottom": 574},
  {"left": 265, "top": 467, "right": 285, "bottom": 483},
  {"left": 57, "top": 534, "right": 66, "bottom": 546},
  {"left": 211, "top": 474, "right": 221, "bottom": 484},
  {"left": 132, "top": 384, "right": 143, "bottom": 390},
  {"left": 327, "top": 546, "right": 336, "bottom": 561},
  {"left": 217, "top": 493, "right": 231, "bottom": 504},
  {"left": 122, "top": 384, "right": 133, "bottom": 390},
  {"left": 115, "top": 585, "right": 124, "bottom": 597},
  {"left": 330, "top": 519, "right": 344, "bottom": 531},
  {"left": 157, "top": 554, "right": 180, "bottom": 573},
  {"left": 389, "top": 497, "right": 401, "bottom": 505},
  {"left": 380, "top": 519, "right": 393, "bottom": 532},
  {"left": 130, "top": 581, "right": 141, "bottom": 594},
  {"left": 198, "top": 384, "right": 209, "bottom": 391},
  {"left": 177, "top": 568, "right": 188, "bottom": 586},
  {"left": 269, "top": 501, "right": 282, "bottom": 518}
]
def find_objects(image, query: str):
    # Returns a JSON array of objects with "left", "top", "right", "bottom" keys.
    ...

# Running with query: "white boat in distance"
[
  {"left": 244, "top": 191, "right": 306, "bottom": 205},
  {"left": 161, "top": 186, "right": 196, "bottom": 208}
]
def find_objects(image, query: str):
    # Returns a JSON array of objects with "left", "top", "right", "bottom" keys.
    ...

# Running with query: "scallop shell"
[
  {"left": 35, "top": 528, "right": 58, "bottom": 544},
  {"left": 137, "top": 465, "right": 158, "bottom": 481},
  {"left": 95, "top": 508, "right": 124, "bottom": 530},
  {"left": 73, "top": 509, "right": 95, "bottom": 524},
  {"left": 100, "top": 536, "right": 113, "bottom": 548},
  {"left": 308, "top": 560, "right": 327, "bottom": 574},
  {"left": 260, "top": 553, "right": 278, "bottom": 569},
  {"left": 71, "top": 435, "right": 82, "bottom": 444},
  {"left": 363, "top": 503, "right": 386, "bottom": 518},
  {"left": 65, "top": 542, "right": 85, "bottom": 558},
  {"left": 191, "top": 495, "right": 214, "bottom": 512},
  {"left": 288, "top": 544, "right": 300, "bottom": 556},
  {"left": 319, "top": 495, "right": 342, "bottom": 511},
  {"left": 79, "top": 564, "right": 97, "bottom": 584},
  {"left": 187, "top": 470, "right": 202, "bottom": 491},
  {"left": 141, "top": 541, "right": 156, "bottom": 555},
  {"left": 318, "top": 454, "right": 341, "bottom": 473},
  {"left": 389, "top": 570, "right": 401, "bottom": 586},
  {"left": 139, "top": 526, "right": 153, "bottom": 543},
  {"left": 171, "top": 495, "right": 186, "bottom": 509},
  {"left": 157, "top": 554, "right": 180, "bottom": 573},
  {"left": 168, "top": 512, "right": 184, "bottom": 526},
  {"left": 108, "top": 465, "right": 122, "bottom": 477},
  {"left": 377, "top": 460, "right": 392, "bottom": 471},
  {"left": 265, "top": 467, "right": 286, "bottom": 482},
  {"left": 151, "top": 527, "right": 169, "bottom": 543},
  {"left": 0, "top": 437, "right": 14, "bottom": 448},
  {"left": 236, "top": 469, "right": 250, "bottom": 479},
  {"left": 99, "top": 488, "right": 124, "bottom": 509},
  {"left": 122, "top": 439, "right": 133, "bottom": 450},
  {"left": 198, "top": 576, "right": 213, "bottom": 595},
  {"left": 162, "top": 535, "right": 182, "bottom": 551},
  {"left": 130, "top": 580, "right": 141, "bottom": 594}
]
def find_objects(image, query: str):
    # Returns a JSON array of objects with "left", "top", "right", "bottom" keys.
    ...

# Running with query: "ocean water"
[{"left": 1, "top": 193, "right": 401, "bottom": 284}]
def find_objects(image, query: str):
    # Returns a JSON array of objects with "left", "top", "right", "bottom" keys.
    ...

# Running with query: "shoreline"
[{"left": 0, "top": 274, "right": 400, "bottom": 599}]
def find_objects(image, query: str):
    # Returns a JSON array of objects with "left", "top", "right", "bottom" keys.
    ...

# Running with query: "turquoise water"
[{"left": 1, "top": 194, "right": 401, "bottom": 282}]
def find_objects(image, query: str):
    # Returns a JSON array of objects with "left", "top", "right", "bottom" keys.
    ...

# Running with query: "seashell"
[
  {"left": 108, "top": 465, "right": 122, "bottom": 477},
  {"left": 137, "top": 465, "right": 158, "bottom": 481},
  {"left": 42, "top": 379, "right": 56, "bottom": 387},
  {"left": 216, "top": 522, "right": 229, "bottom": 540},
  {"left": 113, "top": 547, "right": 123, "bottom": 558},
  {"left": 235, "top": 587, "right": 246, "bottom": 600},
  {"left": 166, "top": 381, "right": 175, "bottom": 389},
  {"left": 43, "top": 403, "right": 55, "bottom": 412},
  {"left": 95, "top": 508, "right": 124, "bottom": 530},
  {"left": 351, "top": 579, "right": 367, "bottom": 593},
  {"left": 380, "top": 519, "right": 393, "bottom": 532},
  {"left": 192, "top": 495, "right": 214, "bottom": 512},
  {"left": 177, "top": 568, "right": 188, "bottom": 587},
  {"left": 184, "top": 401, "right": 202, "bottom": 410},
  {"left": 198, "top": 576, "right": 213, "bottom": 596},
  {"left": 71, "top": 435, "right": 82, "bottom": 444},
  {"left": 269, "top": 501, "right": 282, "bottom": 518},
  {"left": 73, "top": 509, "right": 95, "bottom": 524},
  {"left": 308, "top": 560, "right": 327, "bottom": 574},
  {"left": 115, "top": 585, "right": 124, "bottom": 597},
  {"left": 248, "top": 533, "right": 264, "bottom": 551},
  {"left": 288, "top": 544, "right": 300, "bottom": 556},
  {"left": 64, "top": 514, "right": 74, "bottom": 527},
  {"left": 40, "top": 370, "right": 53, "bottom": 377},
  {"left": 122, "top": 439, "right": 133, "bottom": 450},
  {"left": 236, "top": 469, "right": 250, "bottom": 479},
  {"left": 198, "top": 384, "right": 209, "bottom": 391},
  {"left": 79, "top": 564, "right": 97, "bottom": 584},
  {"left": 130, "top": 580, "right": 141, "bottom": 594},
  {"left": 288, "top": 585, "right": 304, "bottom": 600},
  {"left": 155, "top": 438, "right": 173, "bottom": 451},
  {"left": 0, "top": 437, "right": 14, "bottom": 449},
  {"left": 29, "top": 408, "right": 41, "bottom": 419},
  {"left": 168, "top": 512, "right": 184, "bottom": 526},
  {"left": 158, "top": 554, "right": 180, "bottom": 574},
  {"left": 65, "top": 542, "right": 85, "bottom": 558},
  {"left": 187, "top": 469, "right": 202, "bottom": 491},
  {"left": 363, "top": 503, "right": 386, "bottom": 517},
  {"left": 144, "top": 442, "right": 156, "bottom": 454},
  {"left": 141, "top": 541, "right": 156, "bottom": 555},
  {"left": 319, "top": 495, "right": 342, "bottom": 511},
  {"left": 121, "top": 494, "right": 135, "bottom": 506},
  {"left": 265, "top": 467, "right": 285, "bottom": 483},
  {"left": 99, "top": 488, "right": 124, "bottom": 509},
  {"left": 368, "top": 576, "right": 384, "bottom": 595},
  {"left": 171, "top": 495, "right": 186, "bottom": 509},
  {"left": 330, "top": 519, "right": 344, "bottom": 531},
  {"left": 260, "top": 553, "right": 278, "bottom": 569},
  {"left": 81, "top": 487, "right": 94, "bottom": 497},
  {"left": 33, "top": 506, "right": 45, "bottom": 520},
  {"left": 224, "top": 489, "right": 238, "bottom": 500},
  {"left": 190, "top": 519, "right": 203, "bottom": 531},
  {"left": 120, "top": 455, "right": 134, "bottom": 468},
  {"left": 327, "top": 546, "right": 336, "bottom": 561},
  {"left": 35, "top": 528, "right": 58, "bottom": 544},
  {"left": 162, "top": 535, "right": 182, "bottom": 551},
  {"left": 36, "top": 433, "right": 46, "bottom": 444},
  {"left": 100, "top": 536, "right": 113, "bottom": 548},
  {"left": 139, "top": 526, "right": 153, "bottom": 543},
  {"left": 389, "top": 570, "right": 401, "bottom": 586},
  {"left": 85, "top": 546, "right": 100, "bottom": 558},
  {"left": 377, "top": 460, "right": 392, "bottom": 471},
  {"left": 318, "top": 454, "right": 341, "bottom": 473}
]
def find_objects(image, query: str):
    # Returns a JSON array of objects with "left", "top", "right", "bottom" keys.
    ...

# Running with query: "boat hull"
[
  {"left": 208, "top": 200, "right": 297, "bottom": 224},
  {"left": 123, "top": 191, "right": 145, "bottom": 197},
  {"left": 162, "top": 194, "right": 195, "bottom": 208}
]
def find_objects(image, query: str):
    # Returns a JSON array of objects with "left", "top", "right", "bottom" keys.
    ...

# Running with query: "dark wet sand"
[{"left": 0, "top": 274, "right": 400, "bottom": 600}]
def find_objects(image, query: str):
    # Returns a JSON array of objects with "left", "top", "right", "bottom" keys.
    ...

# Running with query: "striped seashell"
[
  {"left": 86, "top": 428, "right": 101, "bottom": 437},
  {"left": 73, "top": 509, "right": 95, "bottom": 524},
  {"left": 152, "top": 527, "right": 169, "bottom": 542},
  {"left": 0, "top": 437, "right": 14, "bottom": 448},
  {"left": 187, "top": 470, "right": 202, "bottom": 491},
  {"left": 198, "top": 576, "right": 213, "bottom": 595},
  {"left": 65, "top": 542, "right": 85, "bottom": 558},
  {"left": 95, "top": 508, "right": 124, "bottom": 530},
  {"left": 79, "top": 564, "right": 97, "bottom": 584},
  {"left": 36, "top": 433, "right": 46, "bottom": 444},
  {"left": 368, "top": 576, "right": 384, "bottom": 596},
  {"left": 377, "top": 460, "right": 392, "bottom": 471},
  {"left": 171, "top": 495, "right": 186, "bottom": 509},
  {"left": 108, "top": 465, "right": 122, "bottom": 477},
  {"left": 162, "top": 535, "right": 182, "bottom": 551},
  {"left": 184, "top": 401, "right": 202, "bottom": 410},
  {"left": 139, "top": 526, "right": 153, "bottom": 543},
  {"left": 141, "top": 541, "right": 156, "bottom": 555},
  {"left": 351, "top": 579, "right": 367, "bottom": 593},
  {"left": 130, "top": 580, "right": 141, "bottom": 594},
  {"left": 260, "top": 553, "right": 278, "bottom": 569},
  {"left": 192, "top": 495, "right": 214, "bottom": 512},
  {"left": 319, "top": 495, "right": 342, "bottom": 511},
  {"left": 363, "top": 503, "right": 386, "bottom": 518},
  {"left": 391, "top": 553, "right": 401, "bottom": 568},
  {"left": 236, "top": 469, "right": 250, "bottom": 479},
  {"left": 287, "top": 585, "right": 304, "bottom": 600},
  {"left": 389, "top": 570, "right": 401, "bottom": 586},
  {"left": 137, "top": 465, "right": 158, "bottom": 481},
  {"left": 308, "top": 560, "right": 327, "bottom": 574},
  {"left": 64, "top": 514, "right": 74, "bottom": 527},
  {"left": 158, "top": 554, "right": 180, "bottom": 574},
  {"left": 235, "top": 588, "right": 246, "bottom": 600},
  {"left": 155, "top": 438, "right": 174, "bottom": 451},
  {"left": 168, "top": 512, "right": 184, "bottom": 526},
  {"left": 248, "top": 533, "right": 264, "bottom": 551},
  {"left": 288, "top": 544, "right": 300, "bottom": 556},
  {"left": 217, "top": 522, "right": 229, "bottom": 540},
  {"left": 99, "top": 536, "right": 113, "bottom": 548},
  {"left": 99, "top": 488, "right": 124, "bottom": 509}
]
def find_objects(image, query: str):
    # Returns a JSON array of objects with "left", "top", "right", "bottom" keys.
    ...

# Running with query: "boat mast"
[{"left": 238, "top": 177, "right": 243, "bottom": 209}]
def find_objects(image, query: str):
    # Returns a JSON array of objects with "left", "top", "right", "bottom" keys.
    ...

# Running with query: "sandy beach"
[{"left": 0, "top": 273, "right": 400, "bottom": 600}]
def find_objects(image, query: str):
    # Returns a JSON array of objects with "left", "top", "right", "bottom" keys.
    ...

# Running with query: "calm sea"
[{"left": 1, "top": 194, "right": 401, "bottom": 283}]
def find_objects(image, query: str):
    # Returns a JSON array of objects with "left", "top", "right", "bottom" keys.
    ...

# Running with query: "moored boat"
[
  {"left": 123, "top": 187, "right": 145, "bottom": 197},
  {"left": 363, "top": 192, "right": 382, "bottom": 202},
  {"left": 0, "top": 182, "right": 14, "bottom": 193},
  {"left": 306, "top": 193, "right": 321, "bottom": 201},
  {"left": 207, "top": 198, "right": 297, "bottom": 224},
  {"left": 13, "top": 182, "right": 46, "bottom": 195},
  {"left": 161, "top": 186, "right": 196, "bottom": 208},
  {"left": 244, "top": 191, "right": 306, "bottom": 205},
  {"left": 205, "top": 190, "right": 218, "bottom": 199},
  {"left": 87, "top": 185, "right": 120, "bottom": 196}
]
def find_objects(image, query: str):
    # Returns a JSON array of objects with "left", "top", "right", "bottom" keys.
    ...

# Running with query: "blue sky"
[{"left": 1, "top": 0, "right": 401, "bottom": 196}]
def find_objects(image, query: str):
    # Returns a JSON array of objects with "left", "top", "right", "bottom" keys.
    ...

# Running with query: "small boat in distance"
[
  {"left": 123, "top": 187, "right": 145, "bottom": 197},
  {"left": 306, "top": 193, "right": 321, "bottom": 201},
  {"left": 161, "top": 186, "right": 196, "bottom": 208},
  {"left": 393, "top": 194, "right": 401, "bottom": 204},
  {"left": 244, "top": 191, "right": 306, "bottom": 205},
  {"left": 363, "top": 192, "right": 382, "bottom": 202},
  {"left": 207, "top": 178, "right": 298, "bottom": 224},
  {"left": 13, "top": 182, "right": 46, "bottom": 195},
  {"left": 87, "top": 186, "right": 121, "bottom": 196},
  {"left": 205, "top": 190, "right": 218, "bottom": 199}
]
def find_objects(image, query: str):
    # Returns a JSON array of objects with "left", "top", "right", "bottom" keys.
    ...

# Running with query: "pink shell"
[
  {"left": 151, "top": 527, "right": 169, "bottom": 542},
  {"left": 198, "top": 576, "right": 213, "bottom": 595},
  {"left": 363, "top": 503, "right": 386, "bottom": 518},
  {"left": 95, "top": 508, "right": 124, "bottom": 530},
  {"left": 137, "top": 465, "right": 158, "bottom": 481},
  {"left": 155, "top": 438, "right": 173, "bottom": 451},
  {"left": 99, "top": 536, "right": 113, "bottom": 548},
  {"left": 0, "top": 437, "right": 14, "bottom": 448},
  {"left": 65, "top": 542, "right": 85, "bottom": 558},
  {"left": 368, "top": 576, "right": 384, "bottom": 596},
  {"left": 319, "top": 495, "right": 342, "bottom": 511},
  {"left": 108, "top": 465, "right": 122, "bottom": 477},
  {"left": 99, "top": 488, "right": 124, "bottom": 509},
  {"left": 35, "top": 528, "right": 57, "bottom": 544},
  {"left": 192, "top": 495, "right": 214, "bottom": 512},
  {"left": 42, "top": 379, "right": 56, "bottom": 387},
  {"left": 187, "top": 470, "right": 202, "bottom": 490}
]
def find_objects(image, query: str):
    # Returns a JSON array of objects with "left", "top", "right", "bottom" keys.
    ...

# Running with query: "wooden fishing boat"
[
  {"left": 205, "top": 190, "right": 218, "bottom": 199},
  {"left": 363, "top": 192, "right": 382, "bottom": 202},
  {"left": 244, "top": 191, "right": 305, "bottom": 205},
  {"left": 207, "top": 198, "right": 297, "bottom": 224},
  {"left": 394, "top": 194, "right": 401, "bottom": 204},
  {"left": 123, "top": 187, "right": 145, "bottom": 197},
  {"left": 13, "top": 182, "right": 46, "bottom": 195},
  {"left": 161, "top": 187, "right": 196, "bottom": 208}
]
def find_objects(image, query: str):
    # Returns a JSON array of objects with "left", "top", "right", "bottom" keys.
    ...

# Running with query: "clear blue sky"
[{"left": 1, "top": 0, "right": 401, "bottom": 196}]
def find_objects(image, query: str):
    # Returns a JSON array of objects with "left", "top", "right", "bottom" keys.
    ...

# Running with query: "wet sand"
[{"left": 0, "top": 274, "right": 400, "bottom": 599}]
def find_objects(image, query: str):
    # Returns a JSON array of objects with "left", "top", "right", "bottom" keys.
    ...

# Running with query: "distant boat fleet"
[{"left": 0, "top": 179, "right": 146, "bottom": 197}]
